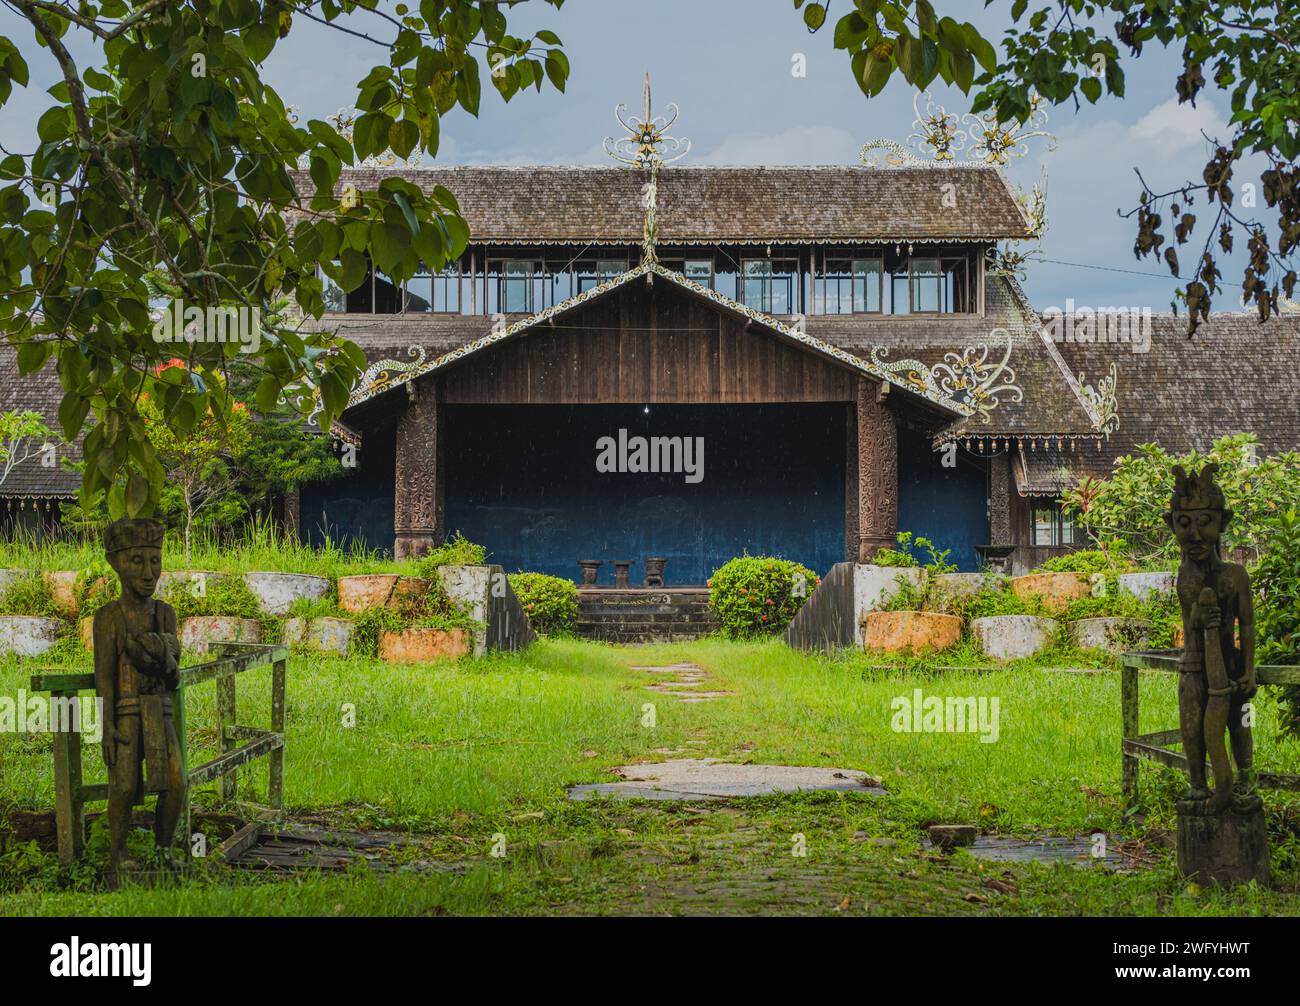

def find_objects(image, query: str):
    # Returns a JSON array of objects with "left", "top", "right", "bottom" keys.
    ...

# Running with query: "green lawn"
[{"left": 3, "top": 638, "right": 1299, "bottom": 916}]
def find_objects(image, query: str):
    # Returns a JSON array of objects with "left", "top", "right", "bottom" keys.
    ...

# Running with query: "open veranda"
[{"left": 4, "top": 616, "right": 1300, "bottom": 916}]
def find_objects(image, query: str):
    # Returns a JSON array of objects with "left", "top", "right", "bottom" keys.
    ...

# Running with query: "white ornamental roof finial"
[{"left": 603, "top": 71, "right": 691, "bottom": 167}]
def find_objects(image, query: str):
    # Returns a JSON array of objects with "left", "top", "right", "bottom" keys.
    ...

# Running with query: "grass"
[
  {"left": 0, "top": 523, "right": 419, "bottom": 579},
  {"left": 3, "top": 637, "right": 1300, "bottom": 916}
]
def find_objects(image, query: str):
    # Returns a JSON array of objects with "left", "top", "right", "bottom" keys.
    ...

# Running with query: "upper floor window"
[
  {"left": 405, "top": 265, "right": 462, "bottom": 314},
  {"left": 884, "top": 256, "right": 973, "bottom": 314},
  {"left": 820, "top": 257, "right": 882, "bottom": 314},
  {"left": 741, "top": 258, "right": 798, "bottom": 314},
  {"left": 575, "top": 258, "right": 628, "bottom": 294},
  {"left": 662, "top": 257, "right": 714, "bottom": 289}
]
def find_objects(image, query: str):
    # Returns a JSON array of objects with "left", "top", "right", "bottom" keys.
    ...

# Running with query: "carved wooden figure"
[{"left": 93, "top": 518, "right": 187, "bottom": 874}]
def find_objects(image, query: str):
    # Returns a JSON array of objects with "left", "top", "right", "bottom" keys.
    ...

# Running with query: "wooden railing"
[
  {"left": 30, "top": 642, "right": 288, "bottom": 865},
  {"left": 1119, "top": 649, "right": 1300, "bottom": 811}
]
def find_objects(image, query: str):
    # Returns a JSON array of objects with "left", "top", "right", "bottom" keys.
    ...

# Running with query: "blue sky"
[{"left": 1, "top": 0, "right": 1265, "bottom": 312}]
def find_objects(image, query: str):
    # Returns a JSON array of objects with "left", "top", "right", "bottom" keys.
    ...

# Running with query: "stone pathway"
[
  {"left": 630, "top": 662, "right": 731, "bottom": 703},
  {"left": 923, "top": 833, "right": 1146, "bottom": 870},
  {"left": 568, "top": 758, "right": 886, "bottom": 801}
]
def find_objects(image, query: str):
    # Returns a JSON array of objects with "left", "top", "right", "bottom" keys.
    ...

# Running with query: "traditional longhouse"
[{"left": 3, "top": 106, "right": 1298, "bottom": 582}]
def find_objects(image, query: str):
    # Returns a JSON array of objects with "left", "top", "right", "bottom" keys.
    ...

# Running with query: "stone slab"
[
  {"left": 1117, "top": 571, "right": 1175, "bottom": 602},
  {"left": 1177, "top": 808, "right": 1270, "bottom": 887},
  {"left": 282, "top": 616, "right": 354, "bottom": 656},
  {"left": 1071, "top": 616, "right": 1154, "bottom": 653},
  {"left": 567, "top": 759, "right": 885, "bottom": 801},
  {"left": 0, "top": 615, "right": 62, "bottom": 657},
  {"left": 971, "top": 615, "right": 1059, "bottom": 660},
  {"left": 242, "top": 572, "right": 331, "bottom": 615}
]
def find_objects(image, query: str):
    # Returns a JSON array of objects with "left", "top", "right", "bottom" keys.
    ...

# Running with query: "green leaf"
[
  {"left": 545, "top": 50, "right": 569, "bottom": 92},
  {"left": 803, "top": 3, "right": 826, "bottom": 30},
  {"left": 125, "top": 470, "right": 150, "bottom": 517}
]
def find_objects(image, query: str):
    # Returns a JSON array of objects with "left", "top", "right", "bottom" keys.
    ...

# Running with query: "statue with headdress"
[
  {"left": 1165, "top": 464, "right": 1268, "bottom": 885},
  {"left": 92, "top": 518, "right": 186, "bottom": 875}
]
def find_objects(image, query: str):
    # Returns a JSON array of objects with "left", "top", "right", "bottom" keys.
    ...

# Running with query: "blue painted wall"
[
  {"left": 299, "top": 425, "right": 396, "bottom": 553},
  {"left": 444, "top": 404, "right": 845, "bottom": 585},
  {"left": 896, "top": 428, "right": 989, "bottom": 571},
  {"left": 297, "top": 405, "right": 988, "bottom": 577}
]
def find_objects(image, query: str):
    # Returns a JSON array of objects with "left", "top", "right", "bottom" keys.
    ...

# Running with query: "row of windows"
[{"left": 324, "top": 252, "right": 976, "bottom": 316}]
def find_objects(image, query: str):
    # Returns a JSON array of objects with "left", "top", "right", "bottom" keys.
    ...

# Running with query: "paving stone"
[{"left": 567, "top": 758, "right": 885, "bottom": 801}]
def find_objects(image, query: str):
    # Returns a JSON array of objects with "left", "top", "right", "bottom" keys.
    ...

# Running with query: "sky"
[{"left": 0, "top": 0, "right": 1269, "bottom": 313}]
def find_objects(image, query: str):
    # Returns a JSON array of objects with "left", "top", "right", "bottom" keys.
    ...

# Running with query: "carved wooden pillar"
[
  {"left": 393, "top": 378, "right": 443, "bottom": 558},
  {"left": 855, "top": 377, "right": 898, "bottom": 562},
  {"left": 844, "top": 401, "right": 859, "bottom": 562},
  {"left": 283, "top": 488, "right": 300, "bottom": 541},
  {"left": 988, "top": 449, "right": 1013, "bottom": 545}
]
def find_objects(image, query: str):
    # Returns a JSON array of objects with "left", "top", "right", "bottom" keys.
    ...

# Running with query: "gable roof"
[
  {"left": 338, "top": 261, "right": 977, "bottom": 419},
  {"left": 292, "top": 164, "right": 1033, "bottom": 244}
]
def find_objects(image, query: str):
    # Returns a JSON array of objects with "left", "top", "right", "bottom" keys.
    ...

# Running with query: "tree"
[
  {"left": 0, "top": 1, "right": 568, "bottom": 519},
  {"left": 0, "top": 409, "right": 58, "bottom": 489},
  {"left": 141, "top": 361, "right": 252, "bottom": 565},
  {"left": 1061, "top": 433, "right": 1300, "bottom": 566},
  {"left": 797, "top": 0, "right": 1299, "bottom": 330}
]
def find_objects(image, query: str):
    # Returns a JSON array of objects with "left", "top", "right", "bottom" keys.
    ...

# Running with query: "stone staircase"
[{"left": 576, "top": 588, "right": 719, "bottom": 644}]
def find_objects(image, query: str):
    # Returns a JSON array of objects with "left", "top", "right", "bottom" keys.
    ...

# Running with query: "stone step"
[
  {"left": 578, "top": 607, "right": 716, "bottom": 620},
  {"left": 577, "top": 629, "right": 717, "bottom": 644}
]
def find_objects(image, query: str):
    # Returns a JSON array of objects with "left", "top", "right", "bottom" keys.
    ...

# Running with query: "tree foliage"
[
  {"left": 0, "top": 0, "right": 567, "bottom": 519},
  {"left": 799, "top": 0, "right": 1299, "bottom": 329},
  {"left": 0, "top": 409, "right": 57, "bottom": 489},
  {"left": 1061, "top": 433, "right": 1300, "bottom": 565}
]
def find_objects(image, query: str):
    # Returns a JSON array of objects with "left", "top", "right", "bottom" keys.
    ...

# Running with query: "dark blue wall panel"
[
  {"left": 444, "top": 404, "right": 845, "bottom": 585},
  {"left": 896, "top": 428, "right": 988, "bottom": 571}
]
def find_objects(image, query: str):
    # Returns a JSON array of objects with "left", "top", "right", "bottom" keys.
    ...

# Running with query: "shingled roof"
[
  {"left": 0, "top": 346, "right": 80, "bottom": 499},
  {"left": 1014, "top": 312, "right": 1300, "bottom": 495},
  {"left": 292, "top": 164, "right": 1033, "bottom": 244}
]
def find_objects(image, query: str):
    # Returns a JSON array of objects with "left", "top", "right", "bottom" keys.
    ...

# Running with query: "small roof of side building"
[
  {"left": 0, "top": 346, "right": 81, "bottom": 499},
  {"left": 1014, "top": 312, "right": 1300, "bottom": 496},
  {"left": 291, "top": 164, "right": 1034, "bottom": 244}
]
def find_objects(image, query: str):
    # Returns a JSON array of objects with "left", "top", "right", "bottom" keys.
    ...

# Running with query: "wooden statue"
[
  {"left": 1165, "top": 464, "right": 1268, "bottom": 885},
  {"left": 1165, "top": 463, "right": 1257, "bottom": 813},
  {"left": 93, "top": 518, "right": 186, "bottom": 873}
]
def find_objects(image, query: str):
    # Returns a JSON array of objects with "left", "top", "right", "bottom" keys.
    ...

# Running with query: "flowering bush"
[
  {"left": 508, "top": 572, "right": 578, "bottom": 637},
  {"left": 708, "top": 556, "right": 818, "bottom": 638}
]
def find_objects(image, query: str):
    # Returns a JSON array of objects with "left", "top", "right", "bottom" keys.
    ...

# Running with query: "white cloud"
[
  {"left": 696, "top": 126, "right": 860, "bottom": 166},
  {"left": 1128, "top": 97, "right": 1230, "bottom": 150}
]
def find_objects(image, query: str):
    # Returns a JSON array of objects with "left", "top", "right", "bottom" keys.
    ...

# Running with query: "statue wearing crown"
[
  {"left": 1165, "top": 464, "right": 1268, "bottom": 884},
  {"left": 93, "top": 518, "right": 187, "bottom": 874}
]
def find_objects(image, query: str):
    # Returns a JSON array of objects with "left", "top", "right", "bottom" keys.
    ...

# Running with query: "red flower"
[
  {"left": 765, "top": 598, "right": 773, "bottom": 605},
  {"left": 761, "top": 614, "right": 768, "bottom": 622}
]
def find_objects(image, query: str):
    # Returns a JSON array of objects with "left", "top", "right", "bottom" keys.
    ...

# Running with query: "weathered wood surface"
[{"left": 1121, "top": 651, "right": 1300, "bottom": 809}]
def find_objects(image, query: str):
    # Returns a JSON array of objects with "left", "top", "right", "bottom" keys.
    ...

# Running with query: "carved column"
[
  {"left": 856, "top": 377, "right": 898, "bottom": 561},
  {"left": 988, "top": 449, "right": 1013, "bottom": 545},
  {"left": 393, "top": 378, "right": 443, "bottom": 558},
  {"left": 283, "top": 488, "right": 300, "bottom": 541},
  {"left": 844, "top": 402, "right": 859, "bottom": 562}
]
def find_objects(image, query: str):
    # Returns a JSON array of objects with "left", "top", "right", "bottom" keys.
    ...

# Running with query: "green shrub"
[
  {"left": 165, "top": 575, "right": 262, "bottom": 621},
  {"left": 0, "top": 571, "right": 58, "bottom": 617},
  {"left": 1254, "top": 510, "right": 1300, "bottom": 736},
  {"left": 1039, "top": 546, "right": 1134, "bottom": 576},
  {"left": 416, "top": 533, "right": 487, "bottom": 578},
  {"left": 74, "top": 561, "right": 116, "bottom": 620},
  {"left": 708, "top": 556, "right": 818, "bottom": 638},
  {"left": 870, "top": 547, "right": 917, "bottom": 568},
  {"left": 877, "top": 532, "right": 958, "bottom": 611},
  {"left": 508, "top": 572, "right": 578, "bottom": 636}
]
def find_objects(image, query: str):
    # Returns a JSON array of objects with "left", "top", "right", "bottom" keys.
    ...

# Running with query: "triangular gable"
[{"left": 343, "top": 262, "right": 976, "bottom": 418}]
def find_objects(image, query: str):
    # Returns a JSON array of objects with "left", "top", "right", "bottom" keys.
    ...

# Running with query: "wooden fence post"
[
  {"left": 216, "top": 672, "right": 237, "bottom": 802},
  {"left": 269, "top": 657, "right": 286, "bottom": 811},
  {"left": 1121, "top": 664, "right": 1140, "bottom": 812},
  {"left": 51, "top": 689, "right": 85, "bottom": 866}
]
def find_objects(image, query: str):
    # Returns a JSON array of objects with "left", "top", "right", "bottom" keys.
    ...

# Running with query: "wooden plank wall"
[{"left": 440, "top": 280, "right": 858, "bottom": 405}]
